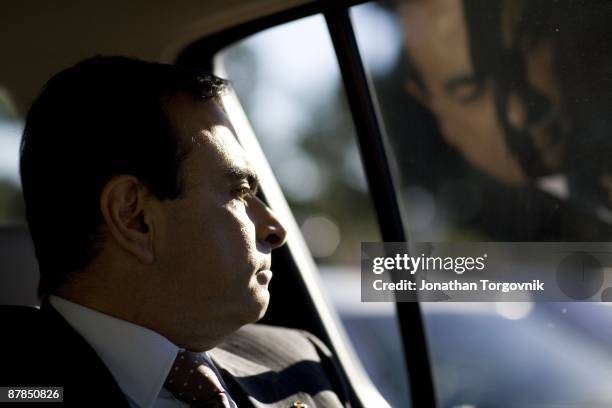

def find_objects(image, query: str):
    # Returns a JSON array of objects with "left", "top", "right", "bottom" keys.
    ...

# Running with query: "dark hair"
[
  {"left": 20, "top": 56, "right": 230, "bottom": 297},
  {"left": 462, "top": 0, "right": 612, "bottom": 206}
]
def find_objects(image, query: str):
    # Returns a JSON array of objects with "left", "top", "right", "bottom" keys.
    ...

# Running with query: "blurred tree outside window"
[{"left": 0, "top": 86, "right": 25, "bottom": 225}]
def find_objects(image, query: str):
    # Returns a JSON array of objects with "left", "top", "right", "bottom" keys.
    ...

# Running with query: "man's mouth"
[{"left": 255, "top": 269, "right": 272, "bottom": 284}]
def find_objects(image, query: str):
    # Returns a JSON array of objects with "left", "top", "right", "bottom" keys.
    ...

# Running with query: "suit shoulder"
[
  {"left": 211, "top": 324, "right": 350, "bottom": 407},
  {"left": 215, "top": 324, "right": 332, "bottom": 369}
]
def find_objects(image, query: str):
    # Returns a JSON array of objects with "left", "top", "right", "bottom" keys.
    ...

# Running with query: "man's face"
[
  {"left": 399, "top": 0, "right": 563, "bottom": 185},
  {"left": 148, "top": 95, "right": 286, "bottom": 349}
]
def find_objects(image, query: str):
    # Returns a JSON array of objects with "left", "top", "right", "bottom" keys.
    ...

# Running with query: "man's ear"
[
  {"left": 404, "top": 79, "right": 430, "bottom": 108},
  {"left": 100, "top": 175, "right": 155, "bottom": 264}
]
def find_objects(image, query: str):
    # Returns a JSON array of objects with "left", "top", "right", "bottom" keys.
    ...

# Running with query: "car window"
[
  {"left": 217, "top": 14, "right": 410, "bottom": 407},
  {"left": 352, "top": 1, "right": 612, "bottom": 406},
  {"left": 0, "top": 86, "right": 25, "bottom": 225}
]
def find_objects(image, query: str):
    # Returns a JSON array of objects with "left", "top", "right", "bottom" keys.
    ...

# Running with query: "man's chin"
[
  {"left": 257, "top": 292, "right": 271, "bottom": 319},
  {"left": 248, "top": 287, "right": 270, "bottom": 322}
]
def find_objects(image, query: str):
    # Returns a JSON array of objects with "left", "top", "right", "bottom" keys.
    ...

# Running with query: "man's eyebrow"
[
  {"left": 224, "top": 166, "right": 260, "bottom": 191},
  {"left": 444, "top": 74, "right": 479, "bottom": 96}
]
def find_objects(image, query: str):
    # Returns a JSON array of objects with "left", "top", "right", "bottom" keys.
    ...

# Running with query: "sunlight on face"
[{"left": 147, "top": 97, "right": 285, "bottom": 350}]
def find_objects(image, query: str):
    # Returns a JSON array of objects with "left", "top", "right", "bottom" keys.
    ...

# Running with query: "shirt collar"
[{"left": 49, "top": 295, "right": 179, "bottom": 408}]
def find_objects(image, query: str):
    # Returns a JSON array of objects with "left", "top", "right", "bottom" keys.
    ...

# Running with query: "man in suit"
[{"left": 3, "top": 56, "right": 348, "bottom": 407}]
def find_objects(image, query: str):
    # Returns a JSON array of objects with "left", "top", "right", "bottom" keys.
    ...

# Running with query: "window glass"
[
  {"left": 217, "top": 15, "right": 409, "bottom": 407},
  {"left": 0, "top": 87, "right": 25, "bottom": 225},
  {"left": 353, "top": 1, "right": 612, "bottom": 406}
]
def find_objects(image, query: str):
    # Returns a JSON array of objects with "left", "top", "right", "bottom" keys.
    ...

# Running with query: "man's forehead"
[
  {"left": 399, "top": 0, "right": 465, "bottom": 46},
  {"left": 166, "top": 94, "right": 255, "bottom": 178},
  {"left": 400, "top": 0, "right": 473, "bottom": 88},
  {"left": 200, "top": 124, "right": 252, "bottom": 172}
]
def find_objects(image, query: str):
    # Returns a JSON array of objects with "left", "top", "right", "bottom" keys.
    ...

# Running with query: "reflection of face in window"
[{"left": 398, "top": 0, "right": 564, "bottom": 186}]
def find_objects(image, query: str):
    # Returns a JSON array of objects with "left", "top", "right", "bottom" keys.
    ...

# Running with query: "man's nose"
[{"left": 251, "top": 197, "right": 288, "bottom": 249}]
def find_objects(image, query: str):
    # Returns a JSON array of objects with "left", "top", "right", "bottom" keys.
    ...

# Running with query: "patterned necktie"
[{"left": 165, "top": 350, "right": 232, "bottom": 407}]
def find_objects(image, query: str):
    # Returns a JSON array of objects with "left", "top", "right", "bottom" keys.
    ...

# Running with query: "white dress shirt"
[{"left": 48, "top": 295, "right": 235, "bottom": 408}]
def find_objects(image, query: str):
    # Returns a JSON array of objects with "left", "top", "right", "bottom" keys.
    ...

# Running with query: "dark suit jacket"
[{"left": 0, "top": 302, "right": 349, "bottom": 408}]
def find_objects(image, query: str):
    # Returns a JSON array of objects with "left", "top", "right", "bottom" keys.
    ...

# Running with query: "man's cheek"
[
  {"left": 439, "top": 120, "right": 462, "bottom": 146},
  {"left": 218, "top": 207, "right": 254, "bottom": 250}
]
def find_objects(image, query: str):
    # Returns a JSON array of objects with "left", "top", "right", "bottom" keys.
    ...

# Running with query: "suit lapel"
[
  {"left": 210, "top": 348, "right": 316, "bottom": 408},
  {"left": 210, "top": 347, "right": 275, "bottom": 408}
]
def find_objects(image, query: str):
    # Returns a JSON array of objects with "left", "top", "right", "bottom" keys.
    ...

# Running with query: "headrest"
[{"left": 0, "top": 226, "right": 40, "bottom": 306}]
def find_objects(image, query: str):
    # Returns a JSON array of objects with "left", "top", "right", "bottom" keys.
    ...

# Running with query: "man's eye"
[
  {"left": 235, "top": 186, "right": 252, "bottom": 202},
  {"left": 445, "top": 76, "right": 485, "bottom": 104},
  {"left": 454, "top": 83, "right": 484, "bottom": 104}
]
